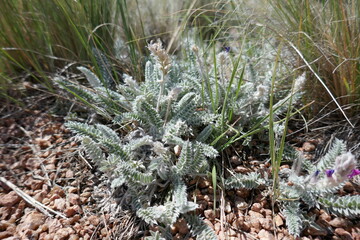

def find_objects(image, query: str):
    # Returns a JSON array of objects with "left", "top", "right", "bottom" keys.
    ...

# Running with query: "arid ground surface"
[{"left": 1, "top": 92, "right": 360, "bottom": 240}]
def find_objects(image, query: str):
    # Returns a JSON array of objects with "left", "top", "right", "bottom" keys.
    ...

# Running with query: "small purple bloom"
[
  {"left": 325, "top": 169, "right": 335, "bottom": 177},
  {"left": 224, "top": 46, "right": 230, "bottom": 53},
  {"left": 314, "top": 170, "right": 320, "bottom": 176},
  {"left": 348, "top": 169, "right": 360, "bottom": 178}
]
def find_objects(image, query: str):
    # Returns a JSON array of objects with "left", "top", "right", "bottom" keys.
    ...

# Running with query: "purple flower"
[
  {"left": 224, "top": 46, "right": 230, "bottom": 53},
  {"left": 348, "top": 169, "right": 360, "bottom": 178},
  {"left": 325, "top": 169, "right": 335, "bottom": 177}
]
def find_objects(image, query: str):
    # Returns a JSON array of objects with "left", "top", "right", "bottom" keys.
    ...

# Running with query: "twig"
[
  {"left": 0, "top": 177, "right": 67, "bottom": 219},
  {"left": 78, "top": 151, "right": 93, "bottom": 169}
]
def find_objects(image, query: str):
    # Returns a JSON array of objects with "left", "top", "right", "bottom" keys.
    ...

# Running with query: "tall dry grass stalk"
[{"left": 270, "top": 0, "right": 360, "bottom": 116}]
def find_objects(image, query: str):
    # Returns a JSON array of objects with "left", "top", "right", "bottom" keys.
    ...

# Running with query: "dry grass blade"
[
  {"left": 285, "top": 39, "right": 354, "bottom": 128},
  {"left": 0, "top": 177, "right": 67, "bottom": 219}
]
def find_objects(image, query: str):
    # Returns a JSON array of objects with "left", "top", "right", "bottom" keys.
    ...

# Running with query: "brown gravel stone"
[
  {"left": 17, "top": 211, "right": 45, "bottom": 231},
  {"left": 65, "top": 170, "right": 74, "bottom": 178},
  {"left": 203, "top": 194, "right": 212, "bottom": 202},
  {"left": 277, "top": 232, "right": 284, "bottom": 239},
  {"left": 304, "top": 226, "right": 327, "bottom": 236},
  {"left": 46, "top": 163, "right": 56, "bottom": 171},
  {"left": 260, "top": 218, "right": 273, "bottom": 231},
  {"left": 224, "top": 201, "right": 232, "bottom": 213},
  {"left": 47, "top": 218, "right": 62, "bottom": 233},
  {"left": 226, "top": 212, "right": 236, "bottom": 223},
  {"left": 251, "top": 203, "right": 262, "bottom": 212},
  {"left": 282, "top": 235, "right": 296, "bottom": 240},
  {"left": 234, "top": 197, "right": 248, "bottom": 210},
  {"left": 54, "top": 227, "right": 75, "bottom": 240},
  {"left": 42, "top": 198, "right": 51, "bottom": 205},
  {"left": 80, "top": 197, "right": 88, "bottom": 204},
  {"left": 329, "top": 217, "right": 352, "bottom": 228},
  {"left": 0, "top": 220, "right": 10, "bottom": 231},
  {"left": 234, "top": 166, "right": 251, "bottom": 174},
  {"left": 173, "top": 218, "right": 188, "bottom": 235},
  {"left": 258, "top": 229, "right": 275, "bottom": 240},
  {"left": 68, "top": 215, "right": 81, "bottom": 225},
  {"left": 232, "top": 217, "right": 241, "bottom": 228},
  {"left": 248, "top": 210, "right": 264, "bottom": 218},
  {"left": 64, "top": 207, "right": 77, "bottom": 218},
  {"left": 0, "top": 231, "right": 13, "bottom": 239},
  {"left": 80, "top": 192, "right": 91, "bottom": 198},
  {"left": 170, "top": 224, "right": 177, "bottom": 234},
  {"left": 352, "top": 230, "right": 360, "bottom": 240},
  {"left": 33, "top": 190, "right": 47, "bottom": 203},
  {"left": 68, "top": 234, "right": 80, "bottom": 240},
  {"left": 207, "top": 185, "right": 215, "bottom": 194},
  {"left": 343, "top": 182, "right": 355, "bottom": 193},
  {"left": 49, "top": 194, "right": 61, "bottom": 202},
  {"left": 51, "top": 187, "right": 65, "bottom": 198},
  {"left": 100, "top": 228, "right": 108, "bottom": 237},
  {"left": 88, "top": 215, "right": 100, "bottom": 226},
  {"left": 68, "top": 187, "right": 77, "bottom": 194},
  {"left": 318, "top": 210, "right": 331, "bottom": 222},
  {"left": 189, "top": 177, "right": 199, "bottom": 186},
  {"left": 248, "top": 210, "right": 264, "bottom": 229},
  {"left": 0, "top": 207, "right": 11, "bottom": 220},
  {"left": 42, "top": 233, "right": 55, "bottom": 240},
  {"left": 172, "top": 233, "right": 182, "bottom": 240},
  {"left": 0, "top": 192, "right": 21, "bottom": 207},
  {"left": 332, "top": 236, "right": 342, "bottom": 240},
  {"left": 302, "top": 142, "right": 316, "bottom": 152},
  {"left": 68, "top": 193, "right": 80, "bottom": 205},
  {"left": 26, "top": 179, "right": 44, "bottom": 190},
  {"left": 261, "top": 208, "right": 272, "bottom": 217},
  {"left": 196, "top": 200, "right": 207, "bottom": 214},
  {"left": 53, "top": 198, "right": 66, "bottom": 210},
  {"left": 25, "top": 158, "right": 41, "bottom": 170},
  {"left": 198, "top": 178, "right": 210, "bottom": 188},
  {"left": 230, "top": 156, "right": 242, "bottom": 165},
  {"left": 335, "top": 228, "right": 352, "bottom": 240},
  {"left": 204, "top": 209, "right": 216, "bottom": 221}
]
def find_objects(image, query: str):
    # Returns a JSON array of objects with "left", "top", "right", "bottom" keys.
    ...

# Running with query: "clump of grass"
[
  {"left": 0, "top": 0, "right": 222, "bottom": 103},
  {"left": 270, "top": 0, "right": 360, "bottom": 116},
  {"left": 0, "top": 0, "right": 123, "bottom": 99}
]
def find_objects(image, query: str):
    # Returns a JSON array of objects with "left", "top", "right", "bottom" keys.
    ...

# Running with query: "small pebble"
[
  {"left": 302, "top": 142, "right": 316, "bottom": 152},
  {"left": 198, "top": 178, "right": 211, "bottom": 188},
  {"left": 230, "top": 156, "right": 242, "bottom": 165},
  {"left": 224, "top": 201, "right": 232, "bottom": 213},
  {"left": 258, "top": 229, "right": 275, "bottom": 240},
  {"left": 328, "top": 217, "right": 352, "bottom": 228},
  {"left": 251, "top": 203, "right": 262, "bottom": 212},
  {"left": 335, "top": 228, "right": 352, "bottom": 239}
]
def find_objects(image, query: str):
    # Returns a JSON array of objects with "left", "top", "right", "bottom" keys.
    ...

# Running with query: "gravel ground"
[{"left": 1, "top": 95, "right": 360, "bottom": 240}]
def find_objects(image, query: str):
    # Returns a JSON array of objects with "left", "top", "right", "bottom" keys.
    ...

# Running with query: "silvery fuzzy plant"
[
  {"left": 225, "top": 138, "right": 360, "bottom": 237},
  {"left": 59, "top": 41, "right": 218, "bottom": 239},
  {"left": 187, "top": 38, "right": 306, "bottom": 148}
]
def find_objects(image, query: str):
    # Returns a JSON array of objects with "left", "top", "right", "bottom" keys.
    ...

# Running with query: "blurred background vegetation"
[{"left": 0, "top": 0, "right": 359, "bottom": 119}]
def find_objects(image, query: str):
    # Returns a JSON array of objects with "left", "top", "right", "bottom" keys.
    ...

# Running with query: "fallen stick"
[{"left": 0, "top": 177, "right": 67, "bottom": 219}]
